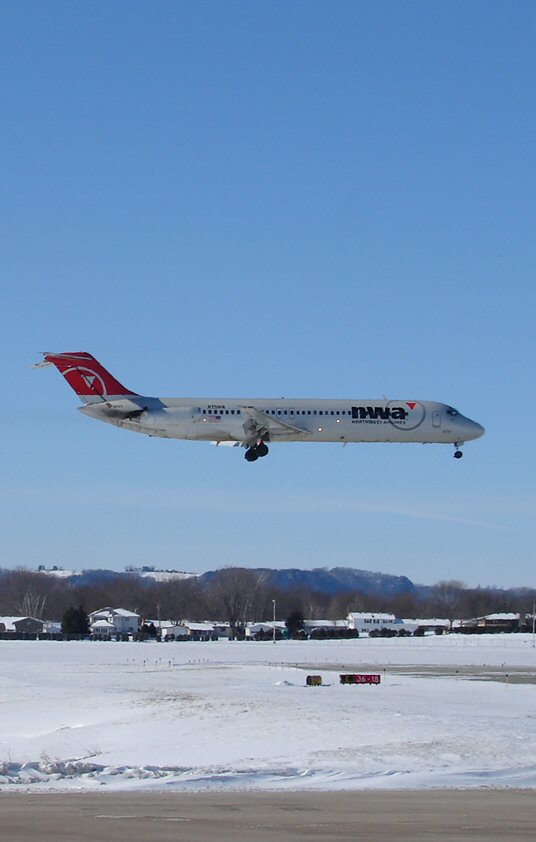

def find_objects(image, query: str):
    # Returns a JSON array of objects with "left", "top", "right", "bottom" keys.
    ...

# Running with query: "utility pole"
[
  {"left": 272, "top": 599, "right": 276, "bottom": 644},
  {"left": 532, "top": 600, "right": 535, "bottom": 649}
]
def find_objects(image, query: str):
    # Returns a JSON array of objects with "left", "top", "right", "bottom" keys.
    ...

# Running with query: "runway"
[
  {"left": 298, "top": 662, "right": 536, "bottom": 684},
  {"left": 2, "top": 790, "right": 536, "bottom": 841}
]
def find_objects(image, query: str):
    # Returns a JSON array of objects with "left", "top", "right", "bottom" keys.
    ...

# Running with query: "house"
[
  {"left": 157, "top": 621, "right": 217, "bottom": 641},
  {"left": 0, "top": 616, "right": 44, "bottom": 634},
  {"left": 303, "top": 620, "right": 355, "bottom": 639},
  {"left": 89, "top": 607, "right": 141, "bottom": 637},
  {"left": 159, "top": 623, "right": 189, "bottom": 641},
  {"left": 458, "top": 613, "right": 533, "bottom": 634},
  {"left": 179, "top": 622, "right": 216, "bottom": 641},
  {"left": 245, "top": 622, "right": 285, "bottom": 641},
  {"left": 405, "top": 618, "right": 450, "bottom": 635},
  {"left": 211, "top": 622, "right": 231, "bottom": 639},
  {"left": 90, "top": 619, "right": 116, "bottom": 637},
  {"left": 347, "top": 612, "right": 399, "bottom": 634},
  {"left": 42, "top": 621, "right": 62, "bottom": 635},
  {"left": 245, "top": 622, "right": 274, "bottom": 639}
]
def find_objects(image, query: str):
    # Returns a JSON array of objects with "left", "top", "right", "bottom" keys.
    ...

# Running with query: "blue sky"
[{"left": 2, "top": 1, "right": 535, "bottom": 588}]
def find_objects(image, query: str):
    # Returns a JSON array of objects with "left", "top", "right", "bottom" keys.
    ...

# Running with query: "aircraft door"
[{"left": 432, "top": 410, "right": 441, "bottom": 428}]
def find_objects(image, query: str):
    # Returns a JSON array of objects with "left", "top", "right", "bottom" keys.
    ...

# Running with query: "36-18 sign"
[{"left": 340, "top": 673, "right": 381, "bottom": 685}]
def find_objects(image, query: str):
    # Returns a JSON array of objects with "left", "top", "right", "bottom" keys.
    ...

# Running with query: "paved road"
[{"left": 1, "top": 790, "right": 536, "bottom": 841}]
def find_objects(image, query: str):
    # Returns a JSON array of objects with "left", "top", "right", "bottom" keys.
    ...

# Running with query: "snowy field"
[{"left": 1, "top": 635, "right": 536, "bottom": 792}]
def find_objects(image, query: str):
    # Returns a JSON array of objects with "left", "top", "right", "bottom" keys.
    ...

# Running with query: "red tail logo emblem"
[{"left": 64, "top": 367, "right": 108, "bottom": 397}]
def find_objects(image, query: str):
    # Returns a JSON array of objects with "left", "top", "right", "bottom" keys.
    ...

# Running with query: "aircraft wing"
[{"left": 239, "top": 406, "right": 311, "bottom": 444}]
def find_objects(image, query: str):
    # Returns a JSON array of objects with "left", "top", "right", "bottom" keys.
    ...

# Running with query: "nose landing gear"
[
  {"left": 453, "top": 443, "right": 464, "bottom": 459},
  {"left": 244, "top": 441, "right": 269, "bottom": 462}
]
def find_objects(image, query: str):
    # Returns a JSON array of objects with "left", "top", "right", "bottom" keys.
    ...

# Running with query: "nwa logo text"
[
  {"left": 351, "top": 406, "right": 408, "bottom": 421},
  {"left": 351, "top": 401, "right": 425, "bottom": 431}
]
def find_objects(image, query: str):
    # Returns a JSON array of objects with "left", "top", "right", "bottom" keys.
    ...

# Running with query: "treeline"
[{"left": 0, "top": 567, "right": 534, "bottom": 631}]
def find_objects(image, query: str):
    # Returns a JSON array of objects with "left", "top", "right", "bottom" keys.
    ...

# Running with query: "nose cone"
[{"left": 465, "top": 418, "right": 485, "bottom": 440}]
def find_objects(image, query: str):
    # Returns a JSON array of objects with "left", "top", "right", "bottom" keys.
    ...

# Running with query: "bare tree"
[
  {"left": 432, "top": 580, "right": 466, "bottom": 628},
  {"left": 153, "top": 577, "right": 208, "bottom": 622},
  {"left": 16, "top": 590, "right": 47, "bottom": 619},
  {"left": 0, "top": 570, "right": 55, "bottom": 618},
  {"left": 384, "top": 591, "right": 419, "bottom": 620},
  {"left": 208, "top": 568, "right": 262, "bottom": 637}
]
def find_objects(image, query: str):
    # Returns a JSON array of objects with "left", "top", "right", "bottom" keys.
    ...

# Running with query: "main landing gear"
[
  {"left": 244, "top": 442, "right": 269, "bottom": 462},
  {"left": 453, "top": 443, "right": 464, "bottom": 459}
]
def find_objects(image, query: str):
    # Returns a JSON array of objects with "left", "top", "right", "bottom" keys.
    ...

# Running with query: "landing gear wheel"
[
  {"left": 245, "top": 448, "right": 259, "bottom": 462},
  {"left": 256, "top": 442, "right": 269, "bottom": 458},
  {"left": 453, "top": 450, "right": 463, "bottom": 459}
]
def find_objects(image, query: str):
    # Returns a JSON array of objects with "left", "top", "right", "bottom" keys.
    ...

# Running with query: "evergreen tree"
[
  {"left": 61, "top": 605, "right": 90, "bottom": 635},
  {"left": 285, "top": 611, "right": 305, "bottom": 639}
]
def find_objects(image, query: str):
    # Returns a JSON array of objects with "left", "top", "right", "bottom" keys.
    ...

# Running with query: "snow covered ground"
[{"left": 1, "top": 635, "right": 536, "bottom": 791}]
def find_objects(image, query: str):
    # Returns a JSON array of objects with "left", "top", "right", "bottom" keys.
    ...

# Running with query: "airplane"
[{"left": 36, "top": 352, "right": 485, "bottom": 461}]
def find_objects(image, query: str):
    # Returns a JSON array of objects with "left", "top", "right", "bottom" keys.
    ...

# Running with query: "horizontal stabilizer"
[{"left": 79, "top": 398, "right": 149, "bottom": 421}]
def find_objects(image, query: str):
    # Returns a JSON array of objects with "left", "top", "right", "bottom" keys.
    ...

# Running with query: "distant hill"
[
  {"left": 36, "top": 564, "right": 417, "bottom": 596},
  {"left": 199, "top": 567, "right": 417, "bottom": 597},
  {"left": 36, "top": 567, "right": 198, "bottom": 587}
]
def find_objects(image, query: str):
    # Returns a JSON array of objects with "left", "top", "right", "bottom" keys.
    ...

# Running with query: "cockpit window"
[{"left": 446, "top": 407, "right": 458, "bottom": 416}]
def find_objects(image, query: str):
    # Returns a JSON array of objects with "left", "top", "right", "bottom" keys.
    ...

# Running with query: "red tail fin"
[{"left": 39, "top": 352, "right": 137, "bottom": 402}]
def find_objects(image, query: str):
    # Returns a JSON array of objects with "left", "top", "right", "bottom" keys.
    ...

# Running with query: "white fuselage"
[{"left": 80, "top": 396, "right": 485, "bottom": 448}]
